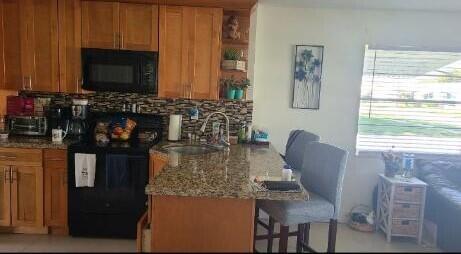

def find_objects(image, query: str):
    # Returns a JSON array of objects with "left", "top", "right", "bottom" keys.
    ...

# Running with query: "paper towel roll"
[{"left": 168, "top": 114, "right": 182, "bottom": 141}]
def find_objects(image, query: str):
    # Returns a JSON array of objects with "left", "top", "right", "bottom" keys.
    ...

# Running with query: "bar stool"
[{"left": 254, "top": 142, "right": 348, "bottom": 253}]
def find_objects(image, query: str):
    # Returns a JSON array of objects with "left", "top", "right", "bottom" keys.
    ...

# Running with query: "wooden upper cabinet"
[
  {"left": 189, "top": 8, "right": 221, "bottom": 100},
  {"left": 58, "top": 0, "right": 82, "bottom": 93},
  {"left": 158, "top": 6, "right": 190, "bottom": 98},
  {"left": 120, "top": 3, "right": 158, "bottom": 51},
  {"left": 0, "top": 166, "right": 11, "bottom": 227},
  {"left": 82, "top": 1, "right": 120, "bottom": 49},
  {"left": 0, "top": 0, "right": 25, "bottom": 90},
  {"left": 158, "top": 6, "right": 222, "bottom": 100},
  {"left": 10, "top": 165, "right": 43, "bottom": 227},
  {"left": 25, "top": 0, "right": 60, "bottom": 92}
]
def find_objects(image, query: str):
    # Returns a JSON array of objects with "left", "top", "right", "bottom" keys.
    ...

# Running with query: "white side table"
[{"left": 376, "top": 174, "right": 427, "bottom": 244}]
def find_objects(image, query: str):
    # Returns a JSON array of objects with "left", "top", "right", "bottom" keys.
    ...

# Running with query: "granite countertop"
[
  {"left": 0, "top": 136, "right": 73, "bottom": 149},
  {"left": 146, "top": 142, "right": 309, "bottom": 201}
]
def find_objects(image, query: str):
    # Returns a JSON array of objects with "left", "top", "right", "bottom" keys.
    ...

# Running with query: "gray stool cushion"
[{"left": 257, "top": 192, "right": 334, "bottom": 226}]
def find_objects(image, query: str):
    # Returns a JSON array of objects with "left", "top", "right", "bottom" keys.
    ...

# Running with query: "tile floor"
[{"left": 0, "top": 223, "right": 439, "bottom": 252}]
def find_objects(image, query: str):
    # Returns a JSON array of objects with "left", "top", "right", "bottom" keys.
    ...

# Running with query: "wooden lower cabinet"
[
  {"left": 10, "top": 165, "right": 43, "bottom": 228},
  {"left": 150, "top": 196, "right": 255, "bottom": 252},
  {"left": 0, "top": 148, "right": 68, "bottom": 235},
  {"left": 44, "top": 149, "right": 68, "bottom": 235},
  {"left": 0, "top": 166, "right": 11, "bottom": 227}
]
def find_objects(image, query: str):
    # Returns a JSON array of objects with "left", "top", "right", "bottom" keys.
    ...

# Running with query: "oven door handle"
[{"left": 11, "top": 124, "right": 36, "bottom": 129}]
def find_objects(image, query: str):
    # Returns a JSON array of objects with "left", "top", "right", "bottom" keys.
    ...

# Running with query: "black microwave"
[{"left": 82, "top": 48, "right": 158, "bottom": 94}]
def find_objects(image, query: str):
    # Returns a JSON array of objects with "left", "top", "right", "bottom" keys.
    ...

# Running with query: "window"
[{"left": 357, "top": 46, "right": 461, "bottom": 154}]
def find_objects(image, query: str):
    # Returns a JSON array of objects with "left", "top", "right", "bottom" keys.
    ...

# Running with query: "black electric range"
[{"left": 67, "top": 112, "right": 163, "bottom": 239}]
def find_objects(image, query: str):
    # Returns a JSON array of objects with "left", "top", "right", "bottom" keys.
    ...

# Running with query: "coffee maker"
[
  {"left": 47, "top": 105, "right": 71, "bottom": 136},
  {"left": 68, "top": 99, "right": 90, "bottom": 140}
]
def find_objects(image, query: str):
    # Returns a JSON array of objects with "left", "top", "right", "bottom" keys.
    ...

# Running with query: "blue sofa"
[{"left": 416, "top": 159, "right": 461, "bottom": 252}]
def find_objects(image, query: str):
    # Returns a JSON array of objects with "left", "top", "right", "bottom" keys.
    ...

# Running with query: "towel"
[
  {"left": 75, "top": 153, "right": 96, "bottom": 187},
  {"left": 106, "top": 154, "right": 129, "bottom": 189}
]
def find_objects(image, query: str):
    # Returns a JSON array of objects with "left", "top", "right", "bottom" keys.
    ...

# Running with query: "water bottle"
[{"left": 402, "top": 153, "right": 415, "bottom": 178}]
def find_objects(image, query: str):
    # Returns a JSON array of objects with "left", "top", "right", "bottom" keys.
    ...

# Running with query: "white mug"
[{"left": 52, "top": 128, "right": 67, "bottom": 143}]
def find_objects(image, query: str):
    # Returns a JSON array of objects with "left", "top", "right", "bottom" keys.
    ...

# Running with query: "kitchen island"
[{"left": 145, "top": 143, "right": 309, "bottom": 252}]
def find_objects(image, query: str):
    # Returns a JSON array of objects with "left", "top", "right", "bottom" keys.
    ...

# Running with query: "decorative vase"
[
  {"left": 227, "top": 88, "right": 236, "bottom": 99},
  {"left": 234, "top": 89, "right": 244, "bottom": 100},
  {"left": 384, "top": 161, "right": 400, "bottom": 178}
]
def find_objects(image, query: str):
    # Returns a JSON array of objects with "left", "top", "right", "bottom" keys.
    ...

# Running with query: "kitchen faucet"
[{"left": 199, "top": 112, "right": 230, "bottom": 147}]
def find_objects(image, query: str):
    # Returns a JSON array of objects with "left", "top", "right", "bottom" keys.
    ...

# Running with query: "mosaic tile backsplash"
[{"left": 20, "top": 91, "right": 253, "bottom": 139}]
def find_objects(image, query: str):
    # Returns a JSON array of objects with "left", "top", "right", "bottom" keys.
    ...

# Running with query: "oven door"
[{"left": 81, "top": 48, "right": 157, "bottom": 94}]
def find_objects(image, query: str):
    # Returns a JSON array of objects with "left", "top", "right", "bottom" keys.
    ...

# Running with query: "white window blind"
[{"left": 357, "top": 47, "right": 461, "bottom": 154}]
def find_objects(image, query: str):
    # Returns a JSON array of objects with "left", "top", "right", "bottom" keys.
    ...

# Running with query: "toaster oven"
[{"left": 8, "top": 116, "right": 48, "bottom": 136}]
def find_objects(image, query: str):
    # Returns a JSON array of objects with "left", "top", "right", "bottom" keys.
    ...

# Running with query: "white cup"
[
  {"left": 282, "top": 168, "right": 293, "bottom": 181},
  {"left": 52, "top": 128, "right": 67, "bottom": 143}
]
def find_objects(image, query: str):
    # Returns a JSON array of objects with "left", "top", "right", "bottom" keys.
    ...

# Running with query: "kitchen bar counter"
[
  {"left": 145, "top": 143, "right": 309, "bottom": 252},
  {"left": 146, "top": 143, "right": 309, "bottom": 201},
  {"left": 0, "top": 136, "right": 72, "bottom": 149}
]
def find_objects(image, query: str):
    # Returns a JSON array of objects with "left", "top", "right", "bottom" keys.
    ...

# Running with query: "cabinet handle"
[
  {"left": 76, "top": 77, "right": 80, "bottom": 93},
  {"left": 11, "top": 167, "right": 17, "bottom": 182},
  {"left": 120, "top": 32, "right": 124, "bottom": 49},
  {"left": 3, "top": 168, "right": 9, "bottom": 183},
  {"left": 22, "top": 76, "right": 27, "bottom": 90},
  {"left": 189, "top": 82, "right": 193, "bottom": 99},
  {"left": 28, "top": 76, "right": 32, "bottom": 90}
]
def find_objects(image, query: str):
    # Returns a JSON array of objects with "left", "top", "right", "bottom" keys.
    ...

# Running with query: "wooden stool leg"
[
  {"left": 278, "top": 225, "right": 289, "bottom": 253},
  {"left": 327, "top": 219, "right": 337, "bottom": 253},
  {"left": 296, "top": 224, "right": 305, "bottom": 252},
  {"left": 304, "top": 223, "right": 310, "bottom": 246},
  {"left": 267, "top": 217, "right": 275, "bottom": 253},
  {"left": 253, "top": 207, "right": 259, "bottom": 253}
]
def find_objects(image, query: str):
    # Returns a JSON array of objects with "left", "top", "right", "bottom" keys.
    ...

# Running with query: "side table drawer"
[
  {"left": 393, "top": 203, "right": 420, "bottom": 219},
  {"left": 395, "top": 186, "right": 423, "bottom": 202},
  {"left": 391, "top": 219, "right": 418, "bottom": 236}
]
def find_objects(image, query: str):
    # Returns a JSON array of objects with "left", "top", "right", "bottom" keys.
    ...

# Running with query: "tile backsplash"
[{"left": 20, "top": 91, "right": 253, "bottom": 139}]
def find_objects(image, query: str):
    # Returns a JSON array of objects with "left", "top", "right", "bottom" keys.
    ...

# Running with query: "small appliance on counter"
[
  {"left": 46, "top": 105, "right": 71, "bottom": 136},
  {"left": 68, "top": 99, "right": 90, "bottom": 140},
  {"left": 8, "top": 115, "right": 48, "bottom": 136},
  {"left": 7, "top": 96, "right": 34, "bottom": 116}
]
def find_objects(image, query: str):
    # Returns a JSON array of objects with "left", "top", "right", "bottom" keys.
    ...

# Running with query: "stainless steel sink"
[{"left": 161, "top": 144, "right": 223, "bottom": 155}]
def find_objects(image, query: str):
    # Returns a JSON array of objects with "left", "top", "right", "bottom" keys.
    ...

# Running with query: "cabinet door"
[
  {"left": 120, "top": 3, "right": 158, "bottom": 51},
  {"left": 0, "top": 166, "right": 10, "bottom": 227},
  {"left": 158, "top": 6, "right": 190, "bottom": 98},
  {"left": 58, "top": 0, "right": 82, "bottom": 93},
  {"left": 189, "top": 8, "right": 222, "bottom": 100},
  {"left": 82, "top": 1, "right": 119, "bottom": 49},
  {"left": 0, "top": 0, "right": 26, "bottom": 90},
  {"left": 10, "top": 165, "right": 43, "bottom": 227},
  {"left": 23, "top": 0, "right": 59, "bottom": 92},
  {"left": 44, "top": 162, "right": 67, "bottom": 228}
]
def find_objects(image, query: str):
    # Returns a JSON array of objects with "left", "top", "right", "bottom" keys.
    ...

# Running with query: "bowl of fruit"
[{"left": 110, "top": 117, "right": 137, "bottom": 142}]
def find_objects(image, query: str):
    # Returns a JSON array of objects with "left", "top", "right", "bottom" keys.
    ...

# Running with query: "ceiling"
[{"left": 259, "top": 0, "right": 461, "bottom": 12}]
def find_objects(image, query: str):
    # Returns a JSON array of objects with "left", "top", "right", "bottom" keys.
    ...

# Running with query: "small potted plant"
[
  {"left": 234, "top": 78, "right": 250, "bottom": 100},
  {"left": 220, "top": 76, "right": 238, "bottom": 100},
  {"left": 222, "top": 48, "right": 246, "bottom": 71},
  {"left": 381, "top": 150, "right": 401, "bottom": 177}
]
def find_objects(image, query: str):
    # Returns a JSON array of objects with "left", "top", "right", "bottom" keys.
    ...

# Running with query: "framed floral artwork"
[{"left": 292, "top": 45, "right": 324, "bottom": 109}]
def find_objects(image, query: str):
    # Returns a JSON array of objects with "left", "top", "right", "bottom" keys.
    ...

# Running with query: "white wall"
[{"left": 251, "top": 3, "right": 461, "bottom": 221}]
